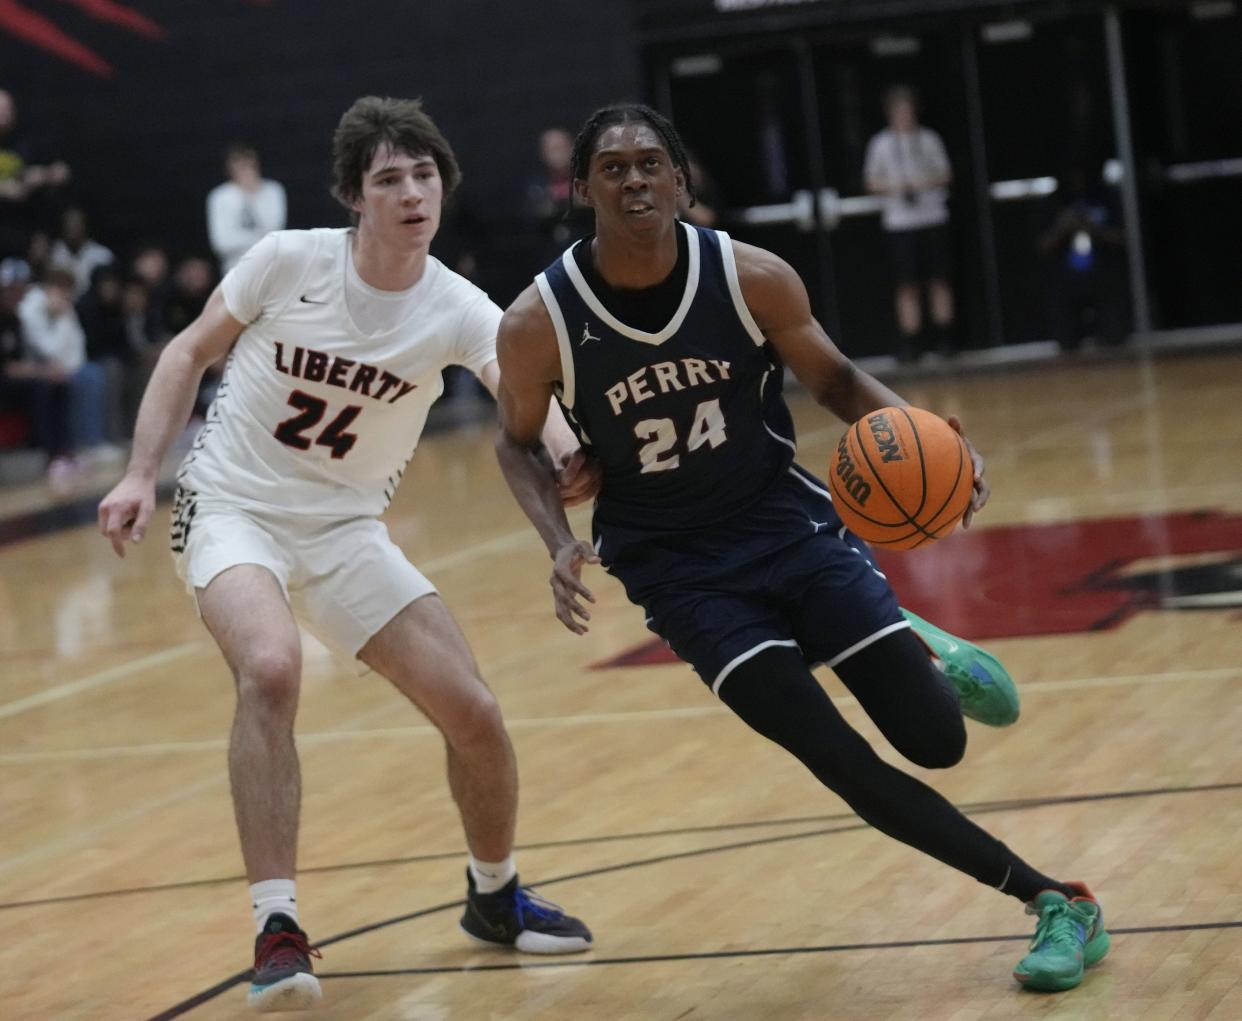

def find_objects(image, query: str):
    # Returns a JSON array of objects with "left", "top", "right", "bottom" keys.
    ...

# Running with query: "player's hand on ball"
[
  {"left": 98, "top": 473, "right": 155, "bottom": 558},
  {"left": 551, "top": 539, "right": 600, "bottom": 634},
  {"left": 555, "top": 448, "right": 602, "bottom": 507},
  {"left": 947, "top": 415, "right": 988, "bottom": 528}
]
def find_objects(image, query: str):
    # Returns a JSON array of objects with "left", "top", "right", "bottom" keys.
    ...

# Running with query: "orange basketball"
[{"left": 827, "top": 406, "right": 974, "bottom": 550}]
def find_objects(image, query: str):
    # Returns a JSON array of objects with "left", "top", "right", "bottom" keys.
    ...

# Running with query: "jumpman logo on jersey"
[{"left": 580, "top": 323, "right": 600, "bottom": 346}]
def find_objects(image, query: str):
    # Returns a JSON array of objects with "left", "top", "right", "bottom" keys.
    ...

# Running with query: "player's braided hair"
[{"left": 569, "top": 103, "right": 697, "bottom": 208}]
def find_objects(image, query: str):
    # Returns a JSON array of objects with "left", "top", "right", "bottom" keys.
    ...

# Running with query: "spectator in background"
[
  {"left": 25, "top": 229, "right": 51, "bottom": 280},
  {"left": 0, "top": 89, "right": 72, "bottom": 258},
  {"left": 77, "top": 264, "right": 126, "bottom": 361},
  {"left": 121, "top": 274, "right": 162, "bottom": 398},
  {"left": 206, "top": 142, "right": 287, "bottom": 273},
  {"left": 131, "top": 243, "right": 170, "bottom": 294},
  {"left": 864, "top": 85, "right": 955, "bottom": 362},
  {"left": 1039, "top": 165, "right": 1128, "bottom": 352},
  {"left": 525, "top": 127, "right": 593, "bottom": 262},
  {"left": 435, "top": 199, "right": 493, "bottom": 404},
  {"left": 163, "top": 255, "right": 220, "bottom": 416},
  {"left": 0, "top": 258, "right": 74, "bottom": 486},
  {"left": 76, "top": 264, "right": 132, "bottom": 441},
  {"left": 0, "top": 258, "right": 30, "bottom": 364},
  {"left": 163, "top": 255, "right": 215, "bottom": 336},
  {"left": 130, "top": 243, "right": 173, "bottom": 343},
  {"left": 50, "top": 206, "right": 114, "bottom": 298},
  {"left": 526, "top": 128, "right": 573, "bottom": 231},
  {"left": 18, "top": 269, "right": 86, "bottom": 382},
  {"left": 15, "top": 267, "right": 118, "bottom": 473}
]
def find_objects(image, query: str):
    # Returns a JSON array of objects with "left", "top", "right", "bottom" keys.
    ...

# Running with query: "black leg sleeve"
[
  {"left": 718, "top": 645, "right": 1064, "bottom": 902},
  {"left": 831, "top": 629, "right": 966, "bottom": 770}
]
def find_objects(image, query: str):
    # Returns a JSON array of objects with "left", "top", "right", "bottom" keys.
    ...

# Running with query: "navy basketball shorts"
[{"left": 597, "top": 465, "right": 909, "bottom": 695}]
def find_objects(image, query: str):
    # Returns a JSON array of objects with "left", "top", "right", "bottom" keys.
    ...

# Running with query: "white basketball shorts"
[{"left": 171, "top": 488, "right": 436, "bottom": 661}]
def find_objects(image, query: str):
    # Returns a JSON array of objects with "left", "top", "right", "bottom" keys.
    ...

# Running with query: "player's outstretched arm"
[
  {"left": 477, "top": 357, "right": 599, "bottom": 507},
  {"left": 98, "top": 287, "right": 246, "bottom": 557},
  {"left": 494, "top": 285, "right": 599, "bottom": 633},
  {"left": 734, "top": 240, "right": 989, "bottom": 522}
]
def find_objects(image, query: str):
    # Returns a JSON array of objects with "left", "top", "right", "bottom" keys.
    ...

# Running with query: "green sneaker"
[
  {"left": 1014, "top": 883, "right": 1110, "bottom": 992},
  {"left": 901, "top": 610, "right": 1020, "bottom": 727}
]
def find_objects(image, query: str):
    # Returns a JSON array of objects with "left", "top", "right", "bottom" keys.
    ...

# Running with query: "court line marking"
[
  {"left": 404, "top": 503, "right": 593, "bottom": 577},
  {"left": 147, "top": 918, "right": 1242, "bottom": 1021},
  {"left": 143, "top": 779, "right": 1242, "bottom": 1020},
  {"left": 2, "top": 665, "right": 1237, "bottom": 765},
  {"left": 0, "top": 512, "right": 591, "bottom": 724},
  {"left": 0, "top": 519, "right": 625, "bottom": 881},
  {"left": 0, "top": 395, "right": 1225, "bottom": 725},
  {"left": 0, "top": 771, "right": 225, "bottom": 881},
  {"left": 0, "top": 641, "right": 203, "bottom": 722},
  {"left": 320, "top": 919, "right": 1242, "bottom": 977},
  {"left": 8, "top": 780, "right": 1239, "bottom": 914},
  {"left": 0, "top": 503, "right": 596, "bottom": 722},
  {"left": 0, "top": 674, "right": 430, "bottom": 880}
]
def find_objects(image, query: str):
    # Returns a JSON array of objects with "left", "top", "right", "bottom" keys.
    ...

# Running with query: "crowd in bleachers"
[
  {"left": 0, "top": 85, "right": 603, "bottom": 495},
  {"left": 1, "top": 89, "right": 225, "bottom": 492}
]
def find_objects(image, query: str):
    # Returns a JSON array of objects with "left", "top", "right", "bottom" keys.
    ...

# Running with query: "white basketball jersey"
[{"left": 177, "top": 228, "right": 499, "bottom": 518}]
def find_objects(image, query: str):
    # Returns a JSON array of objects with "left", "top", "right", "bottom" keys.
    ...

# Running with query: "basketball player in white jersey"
[{"left": 98, "top": 96, "right": 592, "bottom": 1013}]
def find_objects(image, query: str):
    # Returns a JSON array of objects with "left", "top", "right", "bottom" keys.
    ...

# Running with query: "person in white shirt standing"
[
  {"left": 99, "top": 96, "right": 593, "bottom": 1014},
  {"left": 207, "top": 143, "right": 288, "bottom": 274},
  {"left": 864, "top": 85, "right": 956, "bottom": 362},
  {"left": 16, "top": 265, "right": 113, "bottom": 478}
]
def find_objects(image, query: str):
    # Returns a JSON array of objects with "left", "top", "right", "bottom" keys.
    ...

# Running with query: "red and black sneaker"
[{"left": 248, "top": 913, "right": 323, "bottom": 1013}]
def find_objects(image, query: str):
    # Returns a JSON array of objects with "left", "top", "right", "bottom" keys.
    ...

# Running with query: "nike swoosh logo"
[
  {"left": 471, "top": 913, "right": 509, "bottom": 937},
  {"left": 300, "top": 294, "right": 327, "bottom": 304}
]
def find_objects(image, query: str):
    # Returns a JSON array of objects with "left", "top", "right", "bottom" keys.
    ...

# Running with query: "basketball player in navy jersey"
[
  {"left": 99, "top": 97, "right": 591, "bottom": 1012},
  {"left": 494, "top": 105, "right": 1108, "bottom": 993}
]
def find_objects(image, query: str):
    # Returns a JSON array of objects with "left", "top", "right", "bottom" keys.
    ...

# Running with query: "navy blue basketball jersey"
[{"left": 536, "top": 222, "right": 797, "bottom": 532}]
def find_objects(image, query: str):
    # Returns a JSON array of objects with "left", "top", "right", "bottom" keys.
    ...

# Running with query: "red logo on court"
[{"left": 594, "top": 510, "right": 1242, "bottom": 669}]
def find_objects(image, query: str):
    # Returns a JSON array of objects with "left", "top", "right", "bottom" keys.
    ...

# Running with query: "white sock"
[
  {"left": 469, "top": 855, "right": 516, "bottom": 895},
  {"left": 251, "top": 879, "right": 298, "bottom": 933}
]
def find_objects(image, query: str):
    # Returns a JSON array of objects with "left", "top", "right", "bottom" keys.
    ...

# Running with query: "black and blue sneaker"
[
  {"left": 247, "top": 913, "right": 322, "bottom": 1013},
  {"left": 460, "top": 869, "right": 592, "bottom": 954}
]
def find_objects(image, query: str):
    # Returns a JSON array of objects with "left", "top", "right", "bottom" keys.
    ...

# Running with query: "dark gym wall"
[
  {"left": 2, "top": 0, "right": 640, "bottom": 275},
  {"left": 639, "top": 0, "right": 1242, "bottom": 346}
]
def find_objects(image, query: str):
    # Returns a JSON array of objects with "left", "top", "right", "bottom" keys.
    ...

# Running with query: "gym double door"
[{"left": 655, "top": 4, "right": 1242, "bottom": 356}]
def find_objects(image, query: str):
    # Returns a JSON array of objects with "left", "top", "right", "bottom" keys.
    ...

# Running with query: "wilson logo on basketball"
[
  {"left": 868, "top": 412, "right": 903, "bottom": 463},
  {"left": 833, "top": 435, "right": 873, "bottom": 505},
  {"left": 828, "top": 406, "right": 973, "bottom": 550}
]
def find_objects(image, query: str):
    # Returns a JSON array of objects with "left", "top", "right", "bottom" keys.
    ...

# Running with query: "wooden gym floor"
[{"left": 2, "top": 347, "right": 1241, "bottom": 1020}]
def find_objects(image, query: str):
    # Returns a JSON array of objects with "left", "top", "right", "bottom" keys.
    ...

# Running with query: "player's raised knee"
[
  {"left": 234, "top": 647, "right": 301, "bottom": 712},
  {"left": 443, "top": 684, "right": 505, "bottom": 748},
  {"left": 901, "top": 727, "right": 966, "bottom": 770}
]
